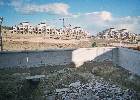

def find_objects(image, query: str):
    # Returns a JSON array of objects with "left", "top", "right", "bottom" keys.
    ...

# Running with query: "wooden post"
[{"left": 0, "top": 17, "right": 3, "bottom": 51}]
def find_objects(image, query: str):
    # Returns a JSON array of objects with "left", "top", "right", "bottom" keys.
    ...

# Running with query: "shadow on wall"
[
  {"left": 0, "top": 48, "right": 118, "bottom": 68},
  {"left": 0, "top": 47, "right": 139, "bottom": 76},
  {"left": 72, "top": 47, "right": 140, "bottom": 76},
  {"left": 0, "top": 49, "right": 74, "bottom": 68},
  {"left": 72, "top": 47, "right": 117, "bottom": 67},
  {"left": 118, "top": 47, "right": 140, "bottom": 76}
]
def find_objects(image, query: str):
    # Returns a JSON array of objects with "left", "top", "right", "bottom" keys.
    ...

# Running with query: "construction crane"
[
  {"left": 59, "top": 17, "right": 74, "bottom": 29},
  {"left": 59, "top": 18, "right": 65, "bottom": 28},
  {"left": 19, "top": 10, "right": 72, "bottom": 29}
]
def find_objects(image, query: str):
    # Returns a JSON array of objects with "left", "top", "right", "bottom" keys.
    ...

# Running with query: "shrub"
[{"left": 92, "top": 42, "right": 97, "bottom": 47}]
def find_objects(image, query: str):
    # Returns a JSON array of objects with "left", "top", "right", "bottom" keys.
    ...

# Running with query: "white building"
[
  {"left": 97, "top": 28, "right": 137, "bottom": 42},
  {"left": 9, "top": 22, "right": 88, "bottom": 40}
]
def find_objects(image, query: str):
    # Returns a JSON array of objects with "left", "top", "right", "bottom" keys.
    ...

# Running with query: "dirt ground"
[{"left": 2, "top": 35, "right": 92, "bottom": 51}]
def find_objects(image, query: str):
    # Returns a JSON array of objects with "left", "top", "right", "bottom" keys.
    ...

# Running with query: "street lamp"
[{"left": 0, "top": 17, "right": 3, "bottom": 51}]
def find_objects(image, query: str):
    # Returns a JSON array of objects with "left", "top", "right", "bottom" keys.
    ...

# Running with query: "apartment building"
[
  {"left": 9, "top": 22, "right": 88, "bottom": 40},
  {"left": 97, "top": 28, "right": 137, "bottom": 42}
]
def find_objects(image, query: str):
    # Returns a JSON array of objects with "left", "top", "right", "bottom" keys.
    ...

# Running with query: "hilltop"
[{"left": 96, "top": 28, "right": 138, "bottom": 42}]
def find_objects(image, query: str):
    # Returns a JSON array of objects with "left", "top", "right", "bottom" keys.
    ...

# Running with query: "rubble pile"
[
  {"left": 1, "top": 62, "right": 140, "bottom": 100},
  {"left": 44, "top": 63, "right": 140, "bottom": 100},
  {"left": 55, "top": 77, "right": 138, "bottom": 100}
]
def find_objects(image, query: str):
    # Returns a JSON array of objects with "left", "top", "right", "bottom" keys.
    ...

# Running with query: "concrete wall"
[
  {"left": 72, "top": 47, "right": 116, "bottom": 67},
  {"left": 0, "top": 47, "right": 116, "bottom": 68},
  {"left": 118, "top": 48, "right": 140, "bottom": 76},
  {"left": 0, "top": 49, "right": 73, "bottom": 68},
  {"left": 0, "top": 47, "right": 139, "bottom": 76}
]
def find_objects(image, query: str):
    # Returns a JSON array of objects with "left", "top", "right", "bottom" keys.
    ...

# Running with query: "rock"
[
  {"left": 69, "top": 81, "right": 81, "bottom": 88},
  {"left": 55, "top": 88, "right": 69, "bottom": 93},
  {"left": 54, "top": 78, "right": 138, "bottom": 100}
]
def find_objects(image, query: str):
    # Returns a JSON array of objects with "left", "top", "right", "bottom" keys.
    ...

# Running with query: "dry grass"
[{"left": 3, "top": 35, "right": 92, "bottom": 51}]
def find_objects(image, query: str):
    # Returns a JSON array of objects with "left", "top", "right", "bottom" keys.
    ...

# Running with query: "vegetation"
[
  {"left": 2, "top": 26, "right": 12, "bottom": 30},
  {"left": 92, "top": 42, "right": 97, "bottom": 47}
]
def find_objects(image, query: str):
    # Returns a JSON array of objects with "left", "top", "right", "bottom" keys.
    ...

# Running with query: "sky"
[{"left": 0, "top": 0, "right": 140, "bottom": 34}]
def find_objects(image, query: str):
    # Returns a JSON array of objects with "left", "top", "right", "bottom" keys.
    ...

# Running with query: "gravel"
[{"left": 54, "top": 77, "right": 138, "bottom": 100}]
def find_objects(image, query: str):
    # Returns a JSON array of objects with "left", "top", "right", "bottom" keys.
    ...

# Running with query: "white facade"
[
  {"left": 97, "top": 28, "right": 137, "bottom": 42},
  {"left": 9, "top": 22, "right": 88, "bottom": 40}
]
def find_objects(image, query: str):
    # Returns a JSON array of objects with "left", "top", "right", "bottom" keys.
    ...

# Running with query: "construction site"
[
  {"left": 0, "top": 21, "right": 140, "bottom": 100},
  {"left": 0, "top": 16, "right": 140, "bottom": 100},
  {"left": 1, "top": 0, "right": 140, "bottom": 99},
  {"left": 0, "top": 47, "right": 140, "bottom": 100}
]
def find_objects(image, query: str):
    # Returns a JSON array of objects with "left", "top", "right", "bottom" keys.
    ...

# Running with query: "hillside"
[{"left": 96, "top": 28, "right": 138, "bottom": 42}]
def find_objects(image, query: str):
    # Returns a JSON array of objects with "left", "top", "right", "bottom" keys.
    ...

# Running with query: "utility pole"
[{"left": 0, "top": 17, "right": 3, "bottom": 51}]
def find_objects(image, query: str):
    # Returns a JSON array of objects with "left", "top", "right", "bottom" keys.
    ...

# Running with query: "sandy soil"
[{"left": 2, "top": 35, "right": 92, "bottom": 51}]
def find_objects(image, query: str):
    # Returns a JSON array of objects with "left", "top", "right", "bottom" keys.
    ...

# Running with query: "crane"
[{"left": 59, "top": 18, "right": 65, "bottom": 28}]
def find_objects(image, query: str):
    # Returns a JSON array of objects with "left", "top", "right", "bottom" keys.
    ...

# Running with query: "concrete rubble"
[
  {"left": 1, "top": 61, "right": 140, "bottom": 100},
  {"left": 54, "top": 78, "right": 138, "bottom": 100}
]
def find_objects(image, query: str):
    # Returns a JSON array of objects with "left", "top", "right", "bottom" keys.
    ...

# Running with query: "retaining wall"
[
  {"left": 0, "top": 49, "right": 73, "bottom": 68},
  {"left": 72, "top": 47, "right": 117, "bottom": 67},
  {"left": 0, "top": 47, "right": 116, "bottom": 68},
  {"left": 0, "top": 47, "right": 140, "bottom": 76},
  {"left": 118, "top": 47, "right": 140, "bottom": 76}
]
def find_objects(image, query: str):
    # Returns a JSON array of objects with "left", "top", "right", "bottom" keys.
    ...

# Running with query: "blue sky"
[{"left": 0, "top": 0, "right": 140, "bottom": 34}]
